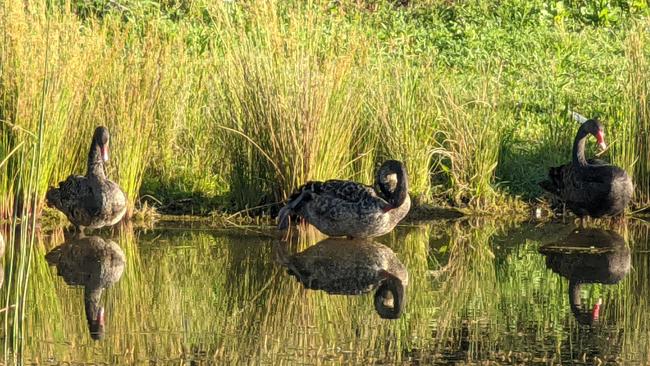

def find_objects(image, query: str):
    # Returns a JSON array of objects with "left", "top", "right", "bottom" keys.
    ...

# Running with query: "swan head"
[
  {"left": 569, "top": 280, "right": 603, "bottom": 326},
  {"left": 93, "top": 126, "right": 110, "bottom": 162},
  {"left": 582, "top": 119, "right": 607, "bottom": 151},
  {"left": 86, "top": 300, "right": 105, "bottom": 340},
  {"left": 374, "top": 274, "right": 406, "bottom": 319},
  {"left": 375, "top": 160, "right": 409, "bottom": 208}
]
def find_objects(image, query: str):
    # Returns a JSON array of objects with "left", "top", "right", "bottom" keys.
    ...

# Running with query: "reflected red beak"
[
  {"left": 97, "top": 307, "right": 105, "bottom": 327},
  {"left": 592, "top": 300, "right": 601, "bottom": 321},
  {"left": 596, "top": 131, "right": 607, "bottom": 150}
]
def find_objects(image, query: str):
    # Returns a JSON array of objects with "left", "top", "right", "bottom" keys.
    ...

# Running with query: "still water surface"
[{"left": 14, "top": 220, "right": 650, "bottom": 364}]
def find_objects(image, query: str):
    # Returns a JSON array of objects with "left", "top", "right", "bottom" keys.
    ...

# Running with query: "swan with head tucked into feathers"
[
  {"left": 539, "top": 117, "right": 633, "bottom": 219},
  {"left": 46, "top": 126, "right": 127, "bottom": 233},
  {"left": 277, "top": 160, "right": 410, "bottom": 238}
]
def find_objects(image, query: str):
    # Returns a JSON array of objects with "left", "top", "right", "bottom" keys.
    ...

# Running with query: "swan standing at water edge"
[
  {"left": 46, "top": 126, "right": 127, "bottom": 233},
  {"left": 277, "top": 160, "right": 411, "bottom": 238},
  {"left": 539, "top": 118, "right": 633, "bottom": 220}
]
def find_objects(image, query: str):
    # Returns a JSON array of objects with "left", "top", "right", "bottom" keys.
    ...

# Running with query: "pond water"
[{"left": 5, "top": 219, "right": 650, "bottom": 364}]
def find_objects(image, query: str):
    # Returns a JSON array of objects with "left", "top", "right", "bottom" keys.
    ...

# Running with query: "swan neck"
[
  {"left": 84, "top": 286, "right": 104, "bottom": 307},
  {"left": 374, "top": 276, "right": 405, "bottom": 319},
  {"left": 569, "top": 279, "right": 595, "bottom": 325},
  {"left": 84, "top": 286, "right": 105, "bottom": 340},
  {"left": 572, "top": 128, "right": 589, "bottom": 167},
  {"left": 376, "top": 163, "right": 408, "bottom": 208},
  {"left": 569, "top": 279, "right": 582, "bottom": 309},
  {"left": 86, "top": 139, "right": 106, "bottom": 179},
  {"left": 393, "top": 170, "right": 408, "bottom": 207},
  {"left": 87, "top": 142, "right": 106, "bottom": 179}
]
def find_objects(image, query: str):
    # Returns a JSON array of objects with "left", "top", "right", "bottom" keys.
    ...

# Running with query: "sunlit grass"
[
  {"left": 617, "top": 27, "right": 650, "bottom": 207},
  {"left": 1, "top": 1, "right": 649, "bottom": 219}
]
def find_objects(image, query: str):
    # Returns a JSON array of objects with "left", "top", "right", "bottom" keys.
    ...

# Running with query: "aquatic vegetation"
[{"left": 6, "top": 220, "right": 649, "bottom": 364}]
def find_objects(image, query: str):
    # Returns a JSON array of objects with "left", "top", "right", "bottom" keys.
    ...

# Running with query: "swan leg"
[{"left": 281, "top": 221, "right": 292, "bottom": 242}]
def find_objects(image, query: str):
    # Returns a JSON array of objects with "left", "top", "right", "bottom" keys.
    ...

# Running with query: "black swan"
[
  {"left": 274, "top": 238, "right": 408, "bottom": 319},
  {"left": 46, "top": 126, "right": 127, "bottom": 232},
  {"left": 45, "top": 234, "right": 126, "bottom": 340},
  {"left": 539, "top": 119, "right": 633, "bottom": 219},
  {"left": 277, "top": 160, "right": 410, "bottom": 238},
  {"left": 540, "top": 228, "right": 630, "bottom": 325}
]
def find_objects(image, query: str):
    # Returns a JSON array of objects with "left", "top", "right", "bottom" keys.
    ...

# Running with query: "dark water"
[{"left": 9, "top": 220, "right": 650, "bottom": 364}]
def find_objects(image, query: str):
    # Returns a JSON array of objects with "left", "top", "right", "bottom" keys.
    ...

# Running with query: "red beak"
[
  {"left": 101, "top": 146, "right": 109, "bottom": 162},
  {"left": 596, "top": 131, "right": 607, "bottom": 150}
]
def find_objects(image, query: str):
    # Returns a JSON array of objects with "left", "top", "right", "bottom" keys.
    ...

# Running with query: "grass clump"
[{"left": 1, "top": 0, "right": 650, "bottom": 220}]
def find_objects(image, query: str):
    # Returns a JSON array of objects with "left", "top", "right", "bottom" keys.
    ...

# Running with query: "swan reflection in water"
[
  {"left": 45, "top": 234, "right": 125, "bottom": 340},
  {"left": 540, "top": 228, "right": 630, "bottom": 325},
  {"left": 274, "top": 238, "right": 408, "bottom": 319}
]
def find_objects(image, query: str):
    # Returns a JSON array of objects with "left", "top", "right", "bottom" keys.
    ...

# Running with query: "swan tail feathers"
[{"left": 278, "top": 184, "right": 318, "bottom": 230}]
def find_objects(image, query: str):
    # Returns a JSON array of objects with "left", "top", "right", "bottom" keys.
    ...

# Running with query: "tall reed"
[
  {"left": 432, "top": 71, "right": 510, "bottom": 211},
  {"left": 212, "top": 2, "right": 367, "bottom": 208},
  {"left": 618, "top": 28, "right": 650, "bottom": 206},
  {"left": 0, "top": 14, "right": 48, "bottom": 358},
  {"left": 368, "top": 64, "right": 439, "bottom": 203}
]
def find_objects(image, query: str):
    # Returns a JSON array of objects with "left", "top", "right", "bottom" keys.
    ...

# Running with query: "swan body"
[
  {"left": 275, "top": 238, "right": 408, "bottom": 319},
  {"left": 46, "top": 126, "right": 127, "bottom": 231},
  {"left": 278, "top": 160, "right": 410, "bottom": 238},
  {"left": 539, "top": 119, "right": 633, "bottom": 218},
  {"left": 45, "top": 234, "right": 125, "bottom": 340},
  {"left": 540, "top": 228, "right": 630, "bottom": 325}
]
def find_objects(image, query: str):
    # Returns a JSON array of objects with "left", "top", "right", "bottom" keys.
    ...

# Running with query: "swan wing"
[
  {"left": 305, "top": 180, "right": 380, "bottom": 202},
  {"left": 46, "top": 175, "right": 99, "bottom": 226}
]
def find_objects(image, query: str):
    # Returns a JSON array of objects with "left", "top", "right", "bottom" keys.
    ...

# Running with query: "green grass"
[
  {"left": 0, "top": 14, "right": 48, "bottom": 360},
  {"left": 1, "top": 0, "right": 650, "bottom": 219}
]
